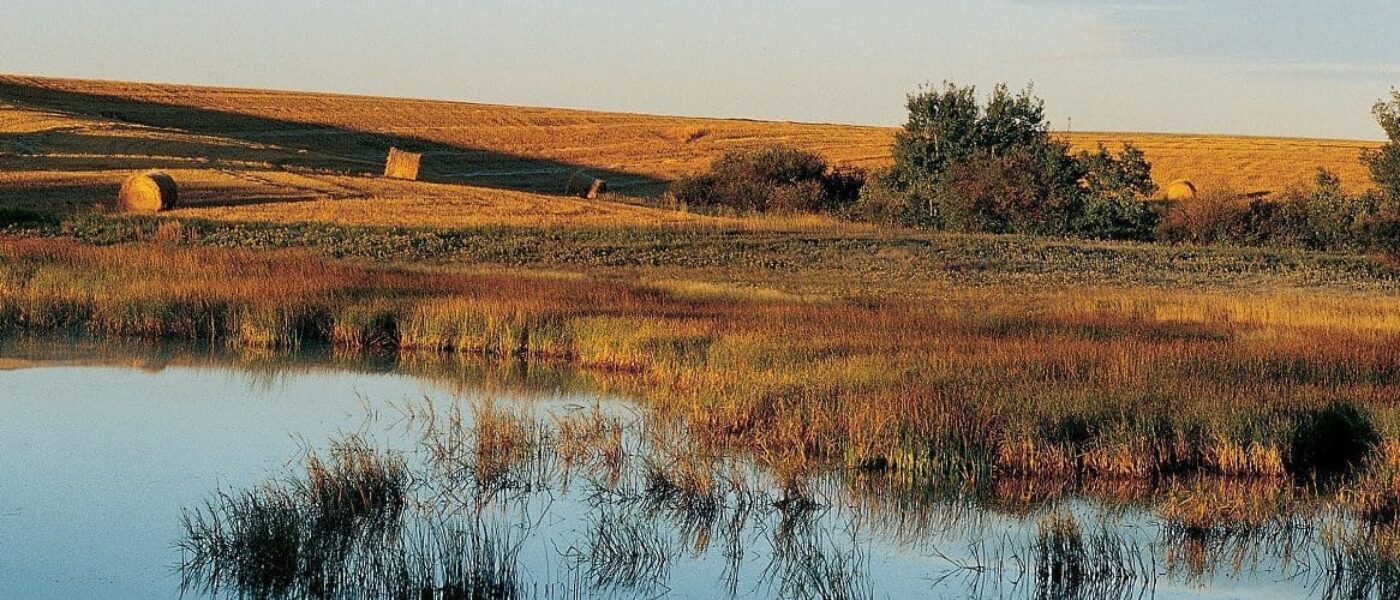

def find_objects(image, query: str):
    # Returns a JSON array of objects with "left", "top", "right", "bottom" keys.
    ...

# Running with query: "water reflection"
[
  {"left": 3, "top": 338, "right": 1400, "bottom": 598},
  {"left": 177, "top": 394, "right": 1400, "bottom": 599},
  {"left": 0, "top": 335, "right": 599, "bottom": 399}
]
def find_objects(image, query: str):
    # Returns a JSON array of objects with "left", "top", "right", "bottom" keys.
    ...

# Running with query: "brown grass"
[{"left": 6, "top": 237, "right": 1400, "bottom": 481}]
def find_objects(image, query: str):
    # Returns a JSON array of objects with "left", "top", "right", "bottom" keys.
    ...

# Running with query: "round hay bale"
[
  {"left": 1164, "top": 179, "right": 1197, "bottom": 202},
  {"left": 565, "top": 171, "right": 608, "bottom": 199},
  {"left": 117, "top": 171, "right": 179, "bottom": 212}
]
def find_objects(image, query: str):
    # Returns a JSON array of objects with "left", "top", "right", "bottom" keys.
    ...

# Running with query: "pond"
[{"left": 0, "top": 340, "right": 1386, "bottom": 599}]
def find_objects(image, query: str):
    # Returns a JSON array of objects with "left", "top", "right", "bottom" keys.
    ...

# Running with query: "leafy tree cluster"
[
  {"left": 666, "top": 83, "right": 1400, "bottom": 256},
  {"left": 857, "top": 83, "right": 1159, "bottom": 240}
]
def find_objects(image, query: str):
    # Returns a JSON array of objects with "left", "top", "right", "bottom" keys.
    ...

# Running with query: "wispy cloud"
[{"left": 1234, "top": 61, "right": 1400, "bottom": 77}]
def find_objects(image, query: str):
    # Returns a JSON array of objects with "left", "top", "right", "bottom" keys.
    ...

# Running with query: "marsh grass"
[
  {"left": 574, "top": 507, "right": 675, "bottom": 595},
  {"left": 1032, "top": 512, "right": 1154, "bottom": 600},
  {"left": 8, "top": 237, "right": 1400, "bottom": 486},
  {"left": 1322, "top": 522, "right": 1400, "bottom": 599},
  {"left": 552, "top": 404, "right": 626, "bottom": 487},
  {"left": 179, "top": 437, "right": 416, "bottom": 598},
  {"left": 419, "top": 400, "right": 554, "bottom": 507},
  {"left": 180, "top": 404, "right": 864, "bottom": 599},
  {"left": 762, "top": 516, "right": 873, "bottom": 600}
]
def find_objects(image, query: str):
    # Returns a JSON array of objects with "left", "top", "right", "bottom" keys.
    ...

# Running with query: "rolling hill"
[{"left": 0, "top": 75, "right": 1382, "bottom": 229}]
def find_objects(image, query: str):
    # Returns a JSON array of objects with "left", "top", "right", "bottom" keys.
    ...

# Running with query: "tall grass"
[
  {"left": 179, "top": 437, "right": 416, "bottom": 598},
  {"left": 1033, "top": 512, "right": 1152, "bottom": 599},
  {"left": 9, "top": 237, "right": 1400, "bottom": 482}
]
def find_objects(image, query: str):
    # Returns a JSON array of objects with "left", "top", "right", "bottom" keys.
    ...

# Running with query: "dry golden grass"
[
  {"left": 0, "top": 74, "right": 1382, "bottom": 229},
  {"left": 163, "top": 174, "right": 740, "bottom": 228},
  {"left": 1067, "top": 132, "right": 1378, "bottom": 197}
]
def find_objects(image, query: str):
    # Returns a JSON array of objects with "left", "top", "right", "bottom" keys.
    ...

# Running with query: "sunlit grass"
[{"left": 6, "top": 236, "right": 1400, "bottom": 481}]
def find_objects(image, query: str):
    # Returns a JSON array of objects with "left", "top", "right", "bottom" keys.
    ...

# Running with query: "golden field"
[{"left": 0, "top": 74, "right": 1381, "bottom": 229}]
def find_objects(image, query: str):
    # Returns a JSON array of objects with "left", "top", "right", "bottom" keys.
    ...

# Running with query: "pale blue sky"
[{"left": 4, "top": 1, "right": 1397, "bottom": 139}]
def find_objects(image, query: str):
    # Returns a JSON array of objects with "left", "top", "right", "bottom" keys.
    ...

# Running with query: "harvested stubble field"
[{"left": 0, "top": 74, "right": 1382, "bottom": 231}]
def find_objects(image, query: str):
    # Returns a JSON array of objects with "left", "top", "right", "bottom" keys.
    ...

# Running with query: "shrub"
[
  {"left": 1072, "top": 193, "right": 1160, "bottom": 241},
  {"left": 1234, "top": 169, "right": 1400, "bottom": 252},
  {"left": 669, "top": 145, "right": 865, "bottom": 214},
  {"left": 0, "top": 208, "right": 58, "bottom": 229},
  {"left": 850, "top": 169, "right": 921, "bottom": 225},
  {"left": 1154, "top": 182, "right": 1252, "bottom": 245},
  {"left": 1362, "top": 210, "right": 1400, "bottom": 256},
  {"left": 1231, "top": 194, "right": 1307, "bottom": 247},
  {"left": 1151, "top": 167, "right": 1400, "bottom": 253},
  {"left": 1289, "top": 403, "right": 1378, "bottom": 476},
  {"left": 822, "top": 166, "right": 868, "bottom": 209},
  {"left": 767, "top": 179, "right": 827, "bottom": 213},
  {"left": 933, "top": 146, "right": 1082, "bottom": 235},
  {"left": 1290, "top": 168, "right": 1378, "bottom": 251}
]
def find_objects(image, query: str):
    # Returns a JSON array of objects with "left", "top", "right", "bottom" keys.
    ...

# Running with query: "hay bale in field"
[
  {"left": 1164, "top": 179, "right": 1197, "bottom": 202},
  {"left": 565, "top": 171, "right": 607, "bottom": 199},
  {"left": 116, "top": 171, "right": 178, "bottom": 212},
  {"left": 383, "top": 147, "right": 422, "bottom": 180}
]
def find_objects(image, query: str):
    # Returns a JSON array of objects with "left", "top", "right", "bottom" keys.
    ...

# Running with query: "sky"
[{"left": 3, "top": 0, "right": 1398, "bottom": 139}]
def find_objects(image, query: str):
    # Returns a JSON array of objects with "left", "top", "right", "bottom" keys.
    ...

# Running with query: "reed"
[
  {"left": 1033, "top": 512, "right": 1153, "bottom": 599},
  {"left": 1323, "top": 522, "right": 1400, "bottom": 599},
  {"left": 552, "top": 404, "right": 627, "bottom": 487},
  {"left": 179, "top": 437, "right": 412, "bottom": 598},
  {"left": 577, "top": 507, "right": 674, "bottom": 595}
]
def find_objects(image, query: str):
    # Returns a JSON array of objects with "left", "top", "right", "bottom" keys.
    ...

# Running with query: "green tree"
[
  {"left": 889, "top": 83, "right": 1078, "bottom": 229},
  {"left": 891, "top": 83, "right": 1049, "bottom": 184},
  {"left": 1068, "top": 143, "right": 1160, "bottom": 240},
  {"left": 890, "top": 83, "right": 982, "bottom": 181},
  {"left": 1079, "top": 143, "right": 1156, "bottom": 198},
  {"left": 1365, "top": 89, "right": 1400, "bottom": 200},
  {"left": 883, "top": 82, "right": 1158, "bottom": 239}
]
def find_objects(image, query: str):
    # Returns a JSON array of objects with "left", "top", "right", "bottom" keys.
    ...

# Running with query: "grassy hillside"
[{"left": 0, "top": 75, "right": 1382, "bottom": 230}]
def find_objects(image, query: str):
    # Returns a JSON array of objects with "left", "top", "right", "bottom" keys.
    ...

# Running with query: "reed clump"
[
  {"left": 1323, "top": 522, "right": 1400, "bottom": 598},
  {"left": 553, "top": 405, "right": 626, "bottom": 486},
  {"left": 180, "top": 437, "right": 409, "bottom": 598},
  {"left": 1033, "top": 512, "right": 1151, "bottom": 599}
]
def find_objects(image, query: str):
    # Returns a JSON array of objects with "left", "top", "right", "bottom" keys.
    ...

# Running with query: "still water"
[{"left": 0, "top": 341, "right": 1372, "bottom": 599}]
